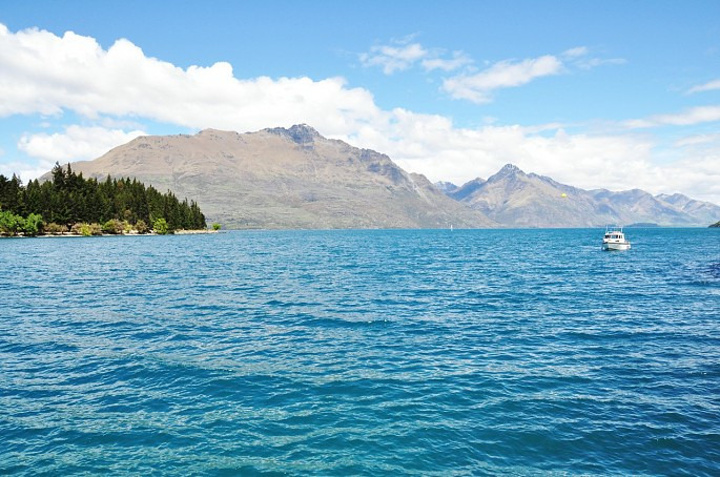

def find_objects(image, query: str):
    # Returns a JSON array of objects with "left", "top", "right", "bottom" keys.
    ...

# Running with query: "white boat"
[{"left": 602, "top": 225, "right": 631, "bottom": 251}]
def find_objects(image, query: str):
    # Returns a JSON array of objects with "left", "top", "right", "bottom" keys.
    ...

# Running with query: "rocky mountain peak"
[
  {"left": 434, "top": 181, "right": 459, "bottom": 194},
  {"left": 496, "top": 164, "right": 524, "bottom": 176},
  {"left": 197, "top": 128, "right": 233, "bottom": 139},
  {"left": 487, "top": 163, "right": 526, "bottom": 184},
  {"left": 265, "top": 124, "right": 321, "bottom": 145},
  {"left": 288, "top": 124, "right": 321, "bottom": 143}
]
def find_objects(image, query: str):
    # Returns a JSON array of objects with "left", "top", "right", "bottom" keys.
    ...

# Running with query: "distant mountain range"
[
  {"left": 439, "top": 164, "right": 720, "bottom": 227},
  {"left": 57, "top": 125, "right": 720, "bottom": 228}
]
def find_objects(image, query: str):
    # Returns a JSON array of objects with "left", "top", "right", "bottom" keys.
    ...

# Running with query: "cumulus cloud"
[
  {"left": 442, "top": 55, "right": 563, "bottom": 104},
  {"left": 358, "top": 112, "right": 657, "bottom": 193},
  {"left": 344, "top": 108, "right": 720, "bottom": 203},
  {"left": 0, "top": 159, "right": 57, "bottom": 183},
  {"left": 0, "top": 24, "right": 382, "bottom": 135},
  {"left": 652, "top": 154, "right": 720, "bottom": 203},
  {"left": 1, "top": 24, "right": 719, "bottom": 204},
  {"left": 18, "top": 125, "right": 146, "bottom": 161},
  {"left": 674, "top": 132, "right": 720, "bottom": 147}
]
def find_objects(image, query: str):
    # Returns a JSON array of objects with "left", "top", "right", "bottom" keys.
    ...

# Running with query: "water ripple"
[{"left": 1, "top": 228, "right": 719, "bottom": 475}]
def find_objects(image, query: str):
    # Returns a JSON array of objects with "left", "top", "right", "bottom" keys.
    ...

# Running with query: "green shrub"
[
  {"left": 212, "top": 223, "right": 222, "bottom": 231},
  {"left": 45, "top": 222, "right": 68, "bottom": 235},
  {"left": 22, "top": 213, "right": 43, "bottom": 236},
  {"left": 135, "top": 219, "right": 149, "bottom": 234},
  {"left": 103, "top": 219, "right": 124, "bottom": 234},
  {"left": 89, "top": 223, "right": 103, "bottom": 235},
  {"left": 153, "top": 217, "right": 170, "bottom": 235},
  {"left": 71, "top": 222, "right": 92, "bottom": 236},
  {"left": 0, "top": 210, "right": 22, "bottom": 235}
]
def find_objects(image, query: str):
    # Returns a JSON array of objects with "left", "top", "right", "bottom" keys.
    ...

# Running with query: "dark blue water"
[{"left": 1, "top": 228, "right": 719, "bottom": 475}]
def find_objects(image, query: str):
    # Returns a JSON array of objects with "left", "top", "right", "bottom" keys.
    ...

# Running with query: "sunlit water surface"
[{"left": 1, "top": 228, "right": 719, "bottom": 475}]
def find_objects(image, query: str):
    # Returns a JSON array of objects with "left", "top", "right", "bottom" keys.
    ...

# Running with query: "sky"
[{"left": 1, "top": 0, "right": 720, "bottom": 203}]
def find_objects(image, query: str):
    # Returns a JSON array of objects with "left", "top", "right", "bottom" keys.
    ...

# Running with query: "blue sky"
[{"left": 1, "top": 0, "right": 720, "bottom": 203}]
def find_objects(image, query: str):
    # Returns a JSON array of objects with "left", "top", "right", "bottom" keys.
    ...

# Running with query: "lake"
[{"left": 1, "top": 228, "right": 719, "bottom": 475}]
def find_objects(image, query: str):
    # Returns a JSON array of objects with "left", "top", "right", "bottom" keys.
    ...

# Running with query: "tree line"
[{"left": 0, "top": 163, "right": 206, "bottom": 236}]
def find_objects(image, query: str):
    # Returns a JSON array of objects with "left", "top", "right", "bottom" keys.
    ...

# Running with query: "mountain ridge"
[
  {"left": 63, "top": 125, "right": 495, "bottom": 229},
  {"left": 50, "top": 125, "right": 719, "bottom": 229},
  {"left": 441, "top": 163, "right": 720, "bottom": 227}
]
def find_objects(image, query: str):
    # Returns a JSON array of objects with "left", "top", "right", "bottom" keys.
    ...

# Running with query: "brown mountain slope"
[{"left": 66, "top": 125, "right": 494, "bottom": 229}]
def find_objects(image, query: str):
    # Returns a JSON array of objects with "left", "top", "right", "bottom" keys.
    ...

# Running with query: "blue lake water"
[{"left": 1, "top": 228, "right": 719, "bottom": 475}]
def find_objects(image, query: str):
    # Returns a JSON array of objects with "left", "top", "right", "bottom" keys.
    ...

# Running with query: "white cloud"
[
  {"left": 562, "top": 46, "right": 626, "bottom": 69},
  {"left": 421, "top": 51, "right": 472, "bottom": 72},
  {"left": 361, "top": 113, "right": 655, "bottom": 191},
  {"left": 0, "top": 159, "right": 56, "bottom": 183},
  {"left": 0, "top": 24, "right": 383, "bottom": 135},
  {"left": 562, "top": 46, "right": 589, "bottom": 58},
  {"left": 687, "top": 79, "right": 720, "bottom": 94},
  {"left": 652, "top": 155, "right": 720, "bottom": 203},
  {"left": 674, "top": 132, "right": 720, "bottom": 147},
  {"left": 359, "top": 38, "right": 472, "bottom": 74},
  {"left": 343, "top": 109, "right": 720, "bottom": 203},
  {"left": 441, "top": 46, "right": 626, "bottom": 104},
  {"left": 574, "top": 57, "right": 627, "bottom": 70},
  {"left": 359, "top": 42, "right": 428, "bottom": 74},
  {"left": 624, "top": 105, "right": 720, "bottom": 128},
  {"left": 1, "top": 24, "right": 719, "bottom": 204},
  {"left": 18, "top": 125, "right": 146, "bottom": 162},
  {"left": 442, "top": 55, "right": 563, "bottom": 103}
]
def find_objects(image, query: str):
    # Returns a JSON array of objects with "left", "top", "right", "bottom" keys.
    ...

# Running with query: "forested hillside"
[{"left": 0, "top": 164, "right": 206, "bottom": 236}]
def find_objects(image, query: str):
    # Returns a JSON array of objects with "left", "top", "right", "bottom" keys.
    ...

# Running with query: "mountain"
[
  {"left": 433, "top": 181, "right": 460, "bottom": 195},
  {"left": 444, "top": 164, "right": 720, "bottom": 227},
  {"left": 655, "top": 193, "right": 720, "bottom": 225},
  {"left": 443, "top": 177, "right": 487, "bottom": 202},
  {"left": 63, "top": 125, "right": 494, "bottom": 229}
]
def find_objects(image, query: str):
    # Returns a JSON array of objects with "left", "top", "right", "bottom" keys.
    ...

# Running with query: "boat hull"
[{"left": 602, "top": 242, "right": 631, "bottom": 251}]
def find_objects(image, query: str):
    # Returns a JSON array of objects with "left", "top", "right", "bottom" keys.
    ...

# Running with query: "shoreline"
[{"left": 1, "top": 229, "right": 222, "bottom": 239}]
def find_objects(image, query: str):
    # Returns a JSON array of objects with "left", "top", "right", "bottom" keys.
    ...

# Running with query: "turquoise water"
[{"left": 1, "top": 228, "right": 719, "bottom": 475}]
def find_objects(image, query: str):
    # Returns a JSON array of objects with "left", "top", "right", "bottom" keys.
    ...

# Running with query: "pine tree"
[{"left": 3, "top": 164, "right": 207, "bottom": 234}]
